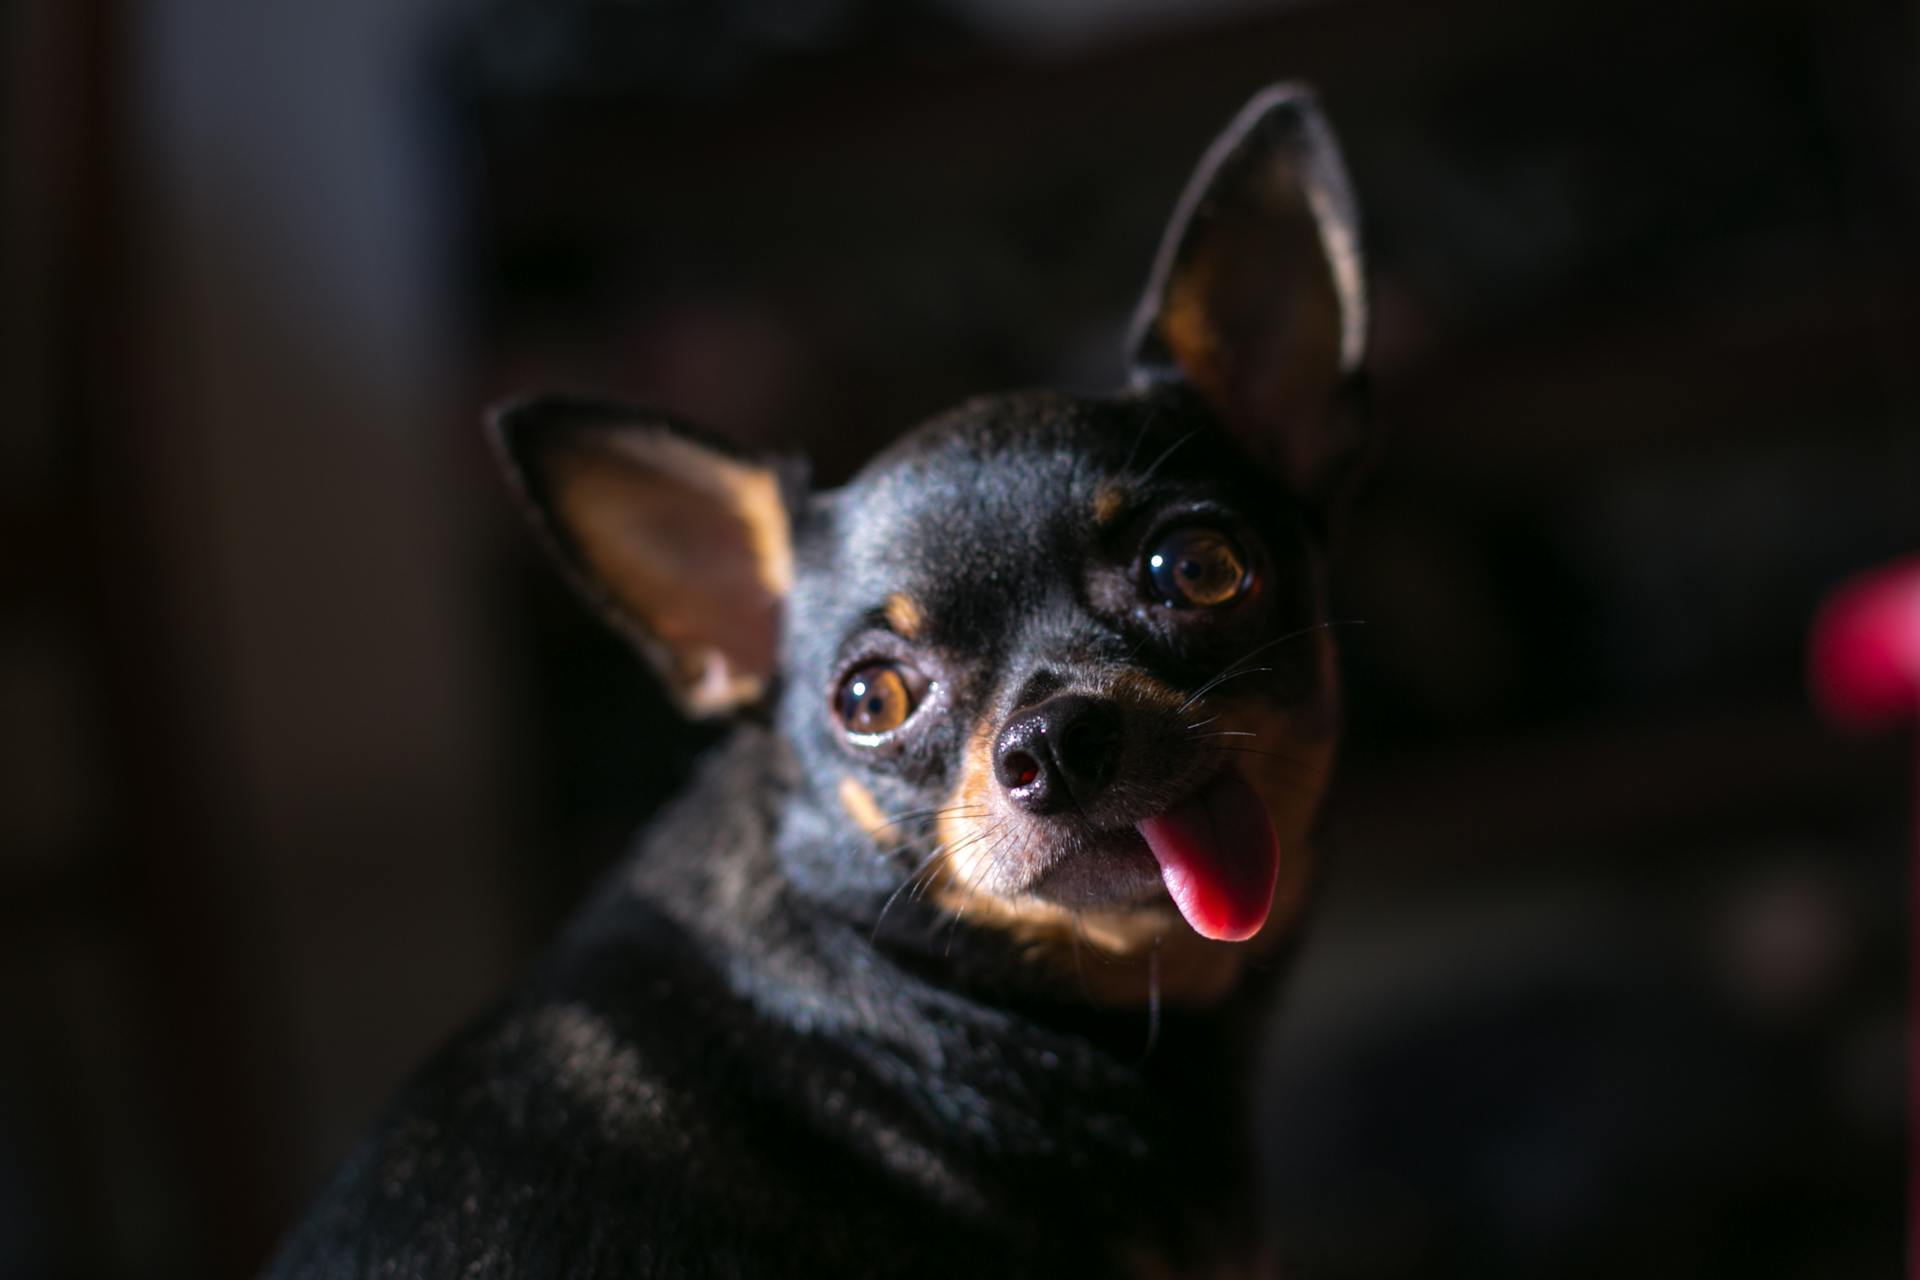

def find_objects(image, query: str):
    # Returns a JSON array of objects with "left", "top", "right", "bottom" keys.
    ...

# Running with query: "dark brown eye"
[
  {"left": 1146, "top": 526, "right": 1251, "bottom": 608},
  {"left": 835, "top": 663, "right": 917, "bottom": 737}
]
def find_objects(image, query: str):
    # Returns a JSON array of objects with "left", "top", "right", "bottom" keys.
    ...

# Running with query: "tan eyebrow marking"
[
  {"left": 1093, "top": 483, "right": 1128, "bottom": 528},
  {"left": 882, "top": 592, "right": 925, "bottom": 640}
]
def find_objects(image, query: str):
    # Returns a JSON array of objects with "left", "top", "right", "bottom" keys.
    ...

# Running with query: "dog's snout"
[{"left": 993, "top": 694, "right": 1122, "bottom": 814}]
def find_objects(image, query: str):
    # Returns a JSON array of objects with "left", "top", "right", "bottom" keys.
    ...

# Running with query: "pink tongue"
[{"left": 1135, "top": 771, "right": 1281, "bottom": 942}]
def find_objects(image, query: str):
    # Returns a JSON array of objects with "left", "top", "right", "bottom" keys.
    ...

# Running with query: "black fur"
[{"left": 265, "top": 85, "right": 1367, "bottom": 1279}]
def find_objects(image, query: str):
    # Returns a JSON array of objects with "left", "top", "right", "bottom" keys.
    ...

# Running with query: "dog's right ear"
[
  {"left": 1129, "top": 84, "right": 1368, "bottom": 506},
  {"left": 487, "top": 396, "right": 796, "bottom": 719}
]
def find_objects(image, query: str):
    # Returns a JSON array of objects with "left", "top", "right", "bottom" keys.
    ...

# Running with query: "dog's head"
[{"left": 493, "top": 86, "right": 1368, "bottom": 1003}]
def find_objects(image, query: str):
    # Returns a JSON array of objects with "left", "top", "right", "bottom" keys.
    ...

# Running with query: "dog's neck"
[{"left": 602, "top": 725, "right": 1269, "bottom": 1258}]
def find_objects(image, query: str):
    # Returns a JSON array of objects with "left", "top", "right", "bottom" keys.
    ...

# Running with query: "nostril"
[
  {"left": 992, "top": 694, "right": 1123, "bottom": 812},
  {"left": 993, "top": 710, "right": 1046, "bottom": 788},
  {"left": 1060, "top": 721, "right": 1116, "bottom": 774},
  {"left": 1057, "top": 712, "right": 1120, "bottom": 796}
]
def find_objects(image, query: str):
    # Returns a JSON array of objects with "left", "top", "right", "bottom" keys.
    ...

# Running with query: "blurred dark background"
[{"left": 3, "top": 0, "right": 1914, "bottom": 1275}]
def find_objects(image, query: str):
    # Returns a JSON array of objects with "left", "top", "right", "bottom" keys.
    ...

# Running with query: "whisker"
[
  {"left": 867, "top": 803, "right": 985, "bottom": 840},
  {"left": 870, "top": 842, "right": 958, "bottom": 941},
  {"left": 1119, "top": 401, "right": 1163, "bottom": 475},
  {"left": 1140, "top": 939, "right": 1163, "bottom": 1061},
  {"left": 1136, "top": 428, "right": 1202, "bottom": 485},
  {"left": 1202, "top": 744, "right": 1328, "bottom": 771},
  {"left": 1176, "top": 665, "right": 1277, "bottom": 713},
  {"left": 858, "top": 805, "right": 990, "bottom": 877},
  {"left": 924, "top": 817, "right": 1013, "bottom": 899},
  {"left": 864, "top": 820, "right": 980, "bottom": 872},
  {"left": 1173, "top": 618, "right": 1365, "bottom": 715},
  {"left": 1067, "top": 916, "right": 1092, "bottom": 1000},
  {"left": 1201, "top": 753, "right": 1330, "bottom": 794},
  {"left": 911, "top": 824, "right": 997, "bottom": 904},
  {"left": 869, "top": 813, "right": 1009, "bottom": 939},
  {"left": 957, "top": 826, "right": 1018, "bottom": 914},
  {"left": 943, "top": 828, "right": 1018, "bottom": 955}
]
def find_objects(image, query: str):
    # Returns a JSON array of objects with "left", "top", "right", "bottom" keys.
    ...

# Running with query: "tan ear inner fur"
[{"left": 552, "top": 431, "right": 791, "bottom": 716}]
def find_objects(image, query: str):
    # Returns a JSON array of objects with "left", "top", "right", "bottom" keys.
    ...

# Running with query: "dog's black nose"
[{"left": 993, "top": 694, "right": 1123, "bottom": 814}]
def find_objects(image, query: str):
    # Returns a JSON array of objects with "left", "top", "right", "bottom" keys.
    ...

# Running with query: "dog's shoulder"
[
  {"left": 263, "top": 730, "right": 1037, "bottom": 1278},
  {"left": 257, "top": 735, "right": 747, "bottom": 1275}
]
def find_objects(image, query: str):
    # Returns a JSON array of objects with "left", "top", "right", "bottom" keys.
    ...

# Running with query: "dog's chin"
[{"left": 1022, "top": 829, "right": 1170, "bottom": 914}]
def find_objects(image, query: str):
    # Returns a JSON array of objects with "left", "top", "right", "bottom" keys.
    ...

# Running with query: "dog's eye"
[
  {"left": 835, "top": 662, "right": 918, "bottom": 738},
  {"left": 1146, "top": 526, "right": 1251, "bottom": 609}
]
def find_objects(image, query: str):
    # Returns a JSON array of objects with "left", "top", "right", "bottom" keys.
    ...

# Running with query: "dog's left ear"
[
  {"left": 488, "top": 396, "right": 795, "bottom": 719},
  {"left": 1129, "top": 84, "right": 1368, "bottom": 504}
]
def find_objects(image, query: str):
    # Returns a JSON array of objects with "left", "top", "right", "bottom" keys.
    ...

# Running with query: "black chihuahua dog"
[{"left": 266, "top": 84, "right": 1368, "bottom": 1279}]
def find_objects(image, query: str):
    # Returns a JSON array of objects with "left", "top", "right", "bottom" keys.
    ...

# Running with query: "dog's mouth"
[
  {"left": 1133, "top": 770, "right": 1281, "bottom": 942},
  {"left": 1021, "top": 769, "right": 1283, "bottom": 943}
]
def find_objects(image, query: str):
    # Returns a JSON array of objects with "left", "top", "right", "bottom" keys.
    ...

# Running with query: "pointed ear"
[
  {"left": 1128, "top": 84, "right": 1368, "bottom": 503},
  {"left": 487, "top": 396, "right": 796, "bottom": 719}
]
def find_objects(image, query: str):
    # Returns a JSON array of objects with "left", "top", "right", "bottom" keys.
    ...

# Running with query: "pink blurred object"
[
  {"left": 1809, "top": 554, "right": 1920, "bottom": 1269},
  {"left": 1811, "top": 555, "right": 1920, "bottom": 728}
]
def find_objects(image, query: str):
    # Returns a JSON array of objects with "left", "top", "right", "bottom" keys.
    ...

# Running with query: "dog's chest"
[{"left": 569, "top": 738, "right": 1264, "bottom": 1268}]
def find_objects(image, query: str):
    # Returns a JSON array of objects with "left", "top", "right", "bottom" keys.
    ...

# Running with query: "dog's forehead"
[{"left": 829, "top": 396, "right": 1125, "bottom": 606}]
